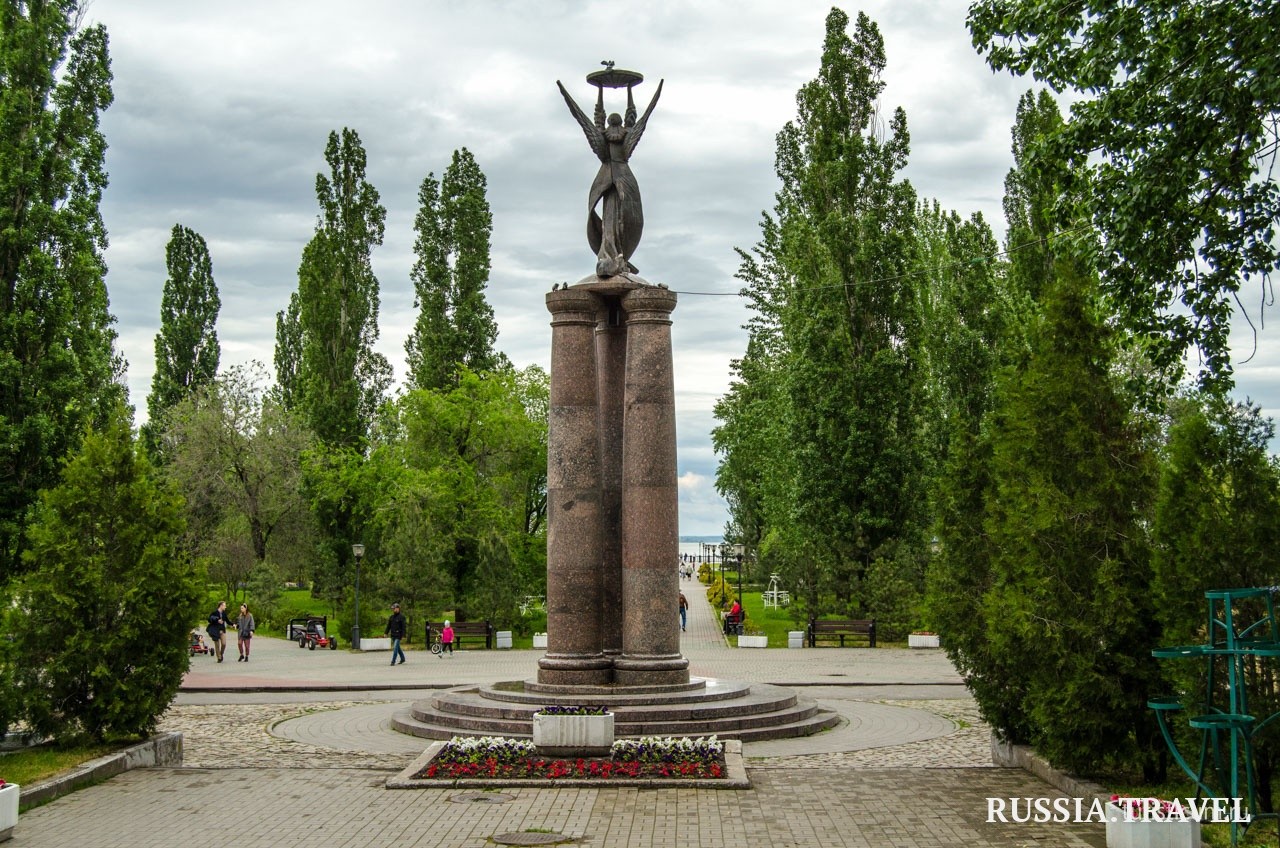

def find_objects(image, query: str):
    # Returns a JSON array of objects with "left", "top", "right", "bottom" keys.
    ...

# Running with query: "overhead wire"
[{"left": 667, "top": 223, "right": 1096, "bottom": 297}]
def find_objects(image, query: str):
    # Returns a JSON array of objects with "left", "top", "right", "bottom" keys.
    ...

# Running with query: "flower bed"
[{"left": 412, "top": 735, "right": 726, "bottom": 781}]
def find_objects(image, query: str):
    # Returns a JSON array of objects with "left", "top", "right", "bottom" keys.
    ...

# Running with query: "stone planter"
[
  {"left": 358, "top": 637, "right": 391, "bottom": 651},
  {"left": 737, "top": 634, "right": 768, "bottom": 648},
  {"left": 0, "top": 782, "right": 18, "bottom": 843},
  {"left": 531, "top": 632, "right": 548, "bottom": 649},
  {"left": 788, "top": 630, "right": 806, "bottom": 649},
  {"left": 1105, "top": 802, "right": 1201, "bottom": 848},
  {"left": 532, "top": 712, "right": 614, "bottom": 756},
  {"left": 909, "top": 633, "right": 941, "bottom": 648},
  {"left": 494, "top": 630, "right": 512, "bottom": 649}
]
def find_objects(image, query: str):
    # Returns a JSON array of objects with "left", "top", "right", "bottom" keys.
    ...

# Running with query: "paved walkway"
[{"left": 12, "top": 580, "right": 1108, "bottom": 847}]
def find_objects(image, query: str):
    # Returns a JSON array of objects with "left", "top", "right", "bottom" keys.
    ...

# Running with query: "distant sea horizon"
[{"left": 678, "top": 537, "right": 724, "bottom": 561}]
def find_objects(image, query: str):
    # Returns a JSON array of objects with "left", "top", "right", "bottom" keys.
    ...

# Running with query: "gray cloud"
[{"left": 84, "top": 1, "right": 1276, "bottom": 536}]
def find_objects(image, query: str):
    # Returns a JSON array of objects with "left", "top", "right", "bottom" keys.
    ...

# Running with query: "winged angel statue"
[{"left": 557, "top": 67, "right": 663, "bottom": 278}]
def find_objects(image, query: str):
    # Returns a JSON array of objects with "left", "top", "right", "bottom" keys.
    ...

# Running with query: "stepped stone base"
[{"left": 391, "top": 677, "right": 840, "bottom": 743}]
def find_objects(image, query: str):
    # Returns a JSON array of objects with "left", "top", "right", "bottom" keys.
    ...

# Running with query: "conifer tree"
[
  {"left": 0, "top": 0, "right": 125, "bottom": 578},
  {"left": 978, "top": 259, "right": 1161, "bottom": 776},
  {"left": 1, "top": 404, "right": 198, "bottom": 741},
  {"left": 405, "top": 148, "right": 503, "bottom": 390}
]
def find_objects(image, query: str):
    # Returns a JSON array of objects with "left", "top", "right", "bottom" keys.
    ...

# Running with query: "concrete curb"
[
  {"left": 990, "top": 732, "right": 1110, "bottom": 803},
  {"left": 180, "top": 683, "right": 452, "bottom": 693},
  {"left": 19, "top": 732, "right": 183, "bottom": 810}
]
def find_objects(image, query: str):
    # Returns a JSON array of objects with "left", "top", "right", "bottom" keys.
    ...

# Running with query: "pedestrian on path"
[
  {"left": 236, "top": 603, "right": 255, "bottom": 662},
  {"left": 207, "top": 600, "right": 230, "bottom": 662},
  {"left": 385, "top": 603, "right": 407, "bottom": 665},
  {"left": 679, "top": 591, "right": 688, "bottom": 631},
  {"left": 439, "top": 620, "right": 455, "bottom": 657}
]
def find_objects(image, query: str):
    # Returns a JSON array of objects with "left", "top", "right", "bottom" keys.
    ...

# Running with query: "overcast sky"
[{"left": 84, "top": 0, "right": 1277, "bottom": 537}]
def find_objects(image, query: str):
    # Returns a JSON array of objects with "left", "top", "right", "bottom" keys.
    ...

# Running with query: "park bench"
[
  {"left": 807, "top": 617, "right": 876, "bottom": 648},
  {"left": 425, "top": 620, "right": 493, "bottom": 649}
]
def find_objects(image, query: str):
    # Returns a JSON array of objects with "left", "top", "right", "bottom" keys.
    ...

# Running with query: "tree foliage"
[
  {"left": 405, "top": 147, "right": 504, "bottom": 391},
  {"left": 0, "top": 0, "right": 125, "bottom": 579},
  {"left": 275, "top": 127, "right": 390, "bottom": 448},
  {"left": 145, "top": 223, "right": 220, "bottom": 453},
  {"left": 968, "top": 0, "right": 1280, "bottom": 391},
  {"left": 715, "top": 8, "right": 925, "bottom": 619},
  {"left": 0, "top": 405, "right": 199, "bottom": 742},
  {"left": 978, "top": 260, "right": 1161, "bottom": 775},
  {"left": 1152, "top": 398, "right": 1280, "bottom": 806},
  {"left": 308, "top": 367, "right": 548, "bottom": 625},
  {"left": 162, "top": 364, "right": 316, "bottom": 598}
]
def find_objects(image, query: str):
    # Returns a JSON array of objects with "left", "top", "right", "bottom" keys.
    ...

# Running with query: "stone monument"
[
  {"left": 392, "top": 68, "right": 836, "bottom": 742},
  {"left": 539, "top": 63, "right": 687, "bottom": 687}
]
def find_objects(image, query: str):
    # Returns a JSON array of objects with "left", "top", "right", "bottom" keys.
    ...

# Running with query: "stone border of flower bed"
[
  {"left": 17, "top": 732, "right": 183, "bottom": 810},
  {"left": 387, "top": 739, "right": 751, "bottom": 790}
]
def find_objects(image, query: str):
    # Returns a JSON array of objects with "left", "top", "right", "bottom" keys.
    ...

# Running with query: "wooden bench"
[
  {"left": 425, "top": 620, "right": 493, "bottom": 649},
  {"left": 807, "top": 617, "right": 876, "bottom": 648}
]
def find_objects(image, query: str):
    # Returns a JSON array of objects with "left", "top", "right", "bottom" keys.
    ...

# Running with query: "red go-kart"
[{"left": 287, "top": 616, "right": 338, "bottom": 650}]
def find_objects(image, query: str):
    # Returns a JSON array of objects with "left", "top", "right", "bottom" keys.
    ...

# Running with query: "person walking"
[
  {"left": 678, "top": 591, "right": 688, "bottom": 632},
  {"left": 235, "top": 603, "right": 255, "bottom": 661},
  {"left": 439, "top": 620, "right": 455, "bottom": 658},
  {"left": 385, "top": 603, "right": 407, "bottom": 665},
  {"left": 207, "top": 600, "right": 230, "bottom": 663}
]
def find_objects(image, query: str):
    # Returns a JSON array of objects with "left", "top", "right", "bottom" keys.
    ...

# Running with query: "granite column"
[
  {"left": 538, "top": 288, "right": 612, "bottom": 685},
  {"left": 613, "top": 286, "right": 689, "bottom": 686}
]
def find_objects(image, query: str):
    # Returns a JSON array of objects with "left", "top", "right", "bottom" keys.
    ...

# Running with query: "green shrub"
[{"left": 1, "top": 407, "right": 202, "bottom": 743}]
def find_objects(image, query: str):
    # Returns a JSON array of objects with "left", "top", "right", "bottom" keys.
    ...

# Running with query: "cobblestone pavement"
[
  {"left": 159, "top": 695, "right": 991, "bottom": 771},
  {"left": 15, "top": 764, "right": 1107, "bottom": 848},
  {"left": 14, "top": 587, "right": 1112, "bottom": 847}
]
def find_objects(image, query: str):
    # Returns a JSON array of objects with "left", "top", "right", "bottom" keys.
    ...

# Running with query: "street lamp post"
[
  {"left": 351, "top": 543, "right": 365, "bottom": 650},
  {"left": 736, "top": 553, "right": 744, "bottom": 605}
]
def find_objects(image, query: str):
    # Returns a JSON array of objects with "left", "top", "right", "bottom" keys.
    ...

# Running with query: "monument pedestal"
[{"left": 539, "top": 274, "right": 688, "bottom": 686}]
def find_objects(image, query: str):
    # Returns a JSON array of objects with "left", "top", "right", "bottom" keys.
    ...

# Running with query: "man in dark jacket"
[
  {"left": 385, "top": 603, "right": 407, "bottom": 665},
  {"left": 207, "top": 600, "right": 230, "bottom": 663}
]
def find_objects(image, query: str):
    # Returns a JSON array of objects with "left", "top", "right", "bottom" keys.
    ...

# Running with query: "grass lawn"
[{"left": 0, "top": 742, "right": 118, "bottom": 788}]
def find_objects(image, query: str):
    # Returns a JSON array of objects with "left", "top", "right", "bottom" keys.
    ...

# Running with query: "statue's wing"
[
  {"left": 622, "top": 79, "right": 663, "bottom": 159},
  {"left": 557, "top": 81, "right": 607, "bottom": 161}
]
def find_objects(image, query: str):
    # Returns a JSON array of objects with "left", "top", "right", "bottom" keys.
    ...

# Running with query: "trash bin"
[
  {"left": 495, "top": 630, "right": 513, "bottom": 649},
  {"left": 788, "top": 631, "right": 806, "bottom": 649}
]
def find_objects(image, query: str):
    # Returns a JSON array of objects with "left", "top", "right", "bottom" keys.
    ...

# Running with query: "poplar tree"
[
  {"left": 969, "top": 0, "right": 1280, "bottom": 391},
  {"left": 405, "top": 147, "right": 503, "bottom": 390},
  {"left": 145, "top": 223, "right": 220, "bottom": 450},
  {"left": 0, "top": 1, "right": 125, "bottom": 579},
  {"left": 723, "top": 8, "right": 924, "bottom": 617},
  {"left": 924, "top": 92, "right": 1063, "bottom": 738},
  {"left": 275, "top": 128, "right": 391, "bottom": 448}
]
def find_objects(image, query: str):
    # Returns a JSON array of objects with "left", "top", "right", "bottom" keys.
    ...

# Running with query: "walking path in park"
[{"left": 13, "top": 578, "right": 1108, "bottom": 847}]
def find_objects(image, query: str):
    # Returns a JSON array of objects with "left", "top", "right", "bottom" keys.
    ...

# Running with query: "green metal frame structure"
[{"left": 1151, "top": 587, "right": 1280, "bottom": 846}]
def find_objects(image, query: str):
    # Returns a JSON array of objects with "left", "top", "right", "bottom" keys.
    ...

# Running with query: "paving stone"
[{"left": 12, "top": 583, "right": 1108, "bottom": 847}]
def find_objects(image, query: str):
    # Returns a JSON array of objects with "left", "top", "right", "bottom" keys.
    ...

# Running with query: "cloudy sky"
[{"left": 84, "top": 0, "right": 1276, "bottom": 537}]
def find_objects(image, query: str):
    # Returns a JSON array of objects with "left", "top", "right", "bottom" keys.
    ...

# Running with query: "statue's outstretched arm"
[
  {"left": 622, "top": 79, "right": 663, "bottom": 159},
  {"left": 625, "top": 85, "right": 637, "bottom": 128},
  {"left": 557, "top": 81, "right": 607, "bottom": 161},
  {"left": 595, "top": 86, "right": 606, "bottom": 132}
]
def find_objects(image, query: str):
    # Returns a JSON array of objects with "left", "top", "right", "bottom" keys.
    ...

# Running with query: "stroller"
[{"left": 189, "top": 629, "right": 214, "bottom": 657}]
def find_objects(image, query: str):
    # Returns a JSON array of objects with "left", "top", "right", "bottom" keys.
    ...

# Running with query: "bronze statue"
[{"left": 558, "top": 63, "right": 663, "bottom": 278}]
